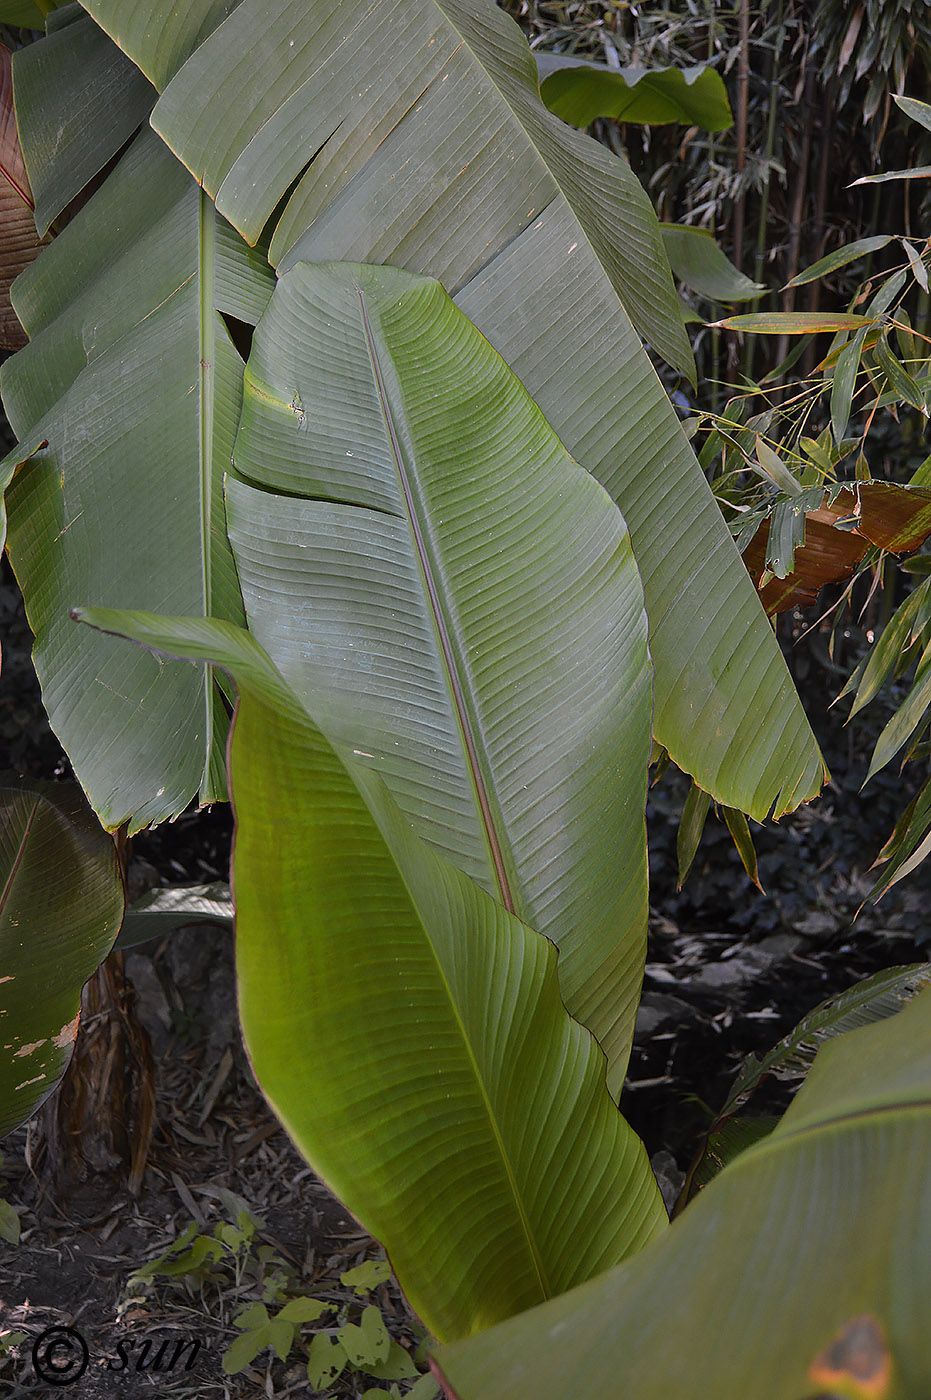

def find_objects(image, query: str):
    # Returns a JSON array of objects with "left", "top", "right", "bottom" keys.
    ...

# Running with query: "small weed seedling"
[
  {"left": 223, "top": 1258, "right": 438, "bottom": 1396},
  {"left": 124, "top": 1204, "right": 437, "bottom": 1396}
]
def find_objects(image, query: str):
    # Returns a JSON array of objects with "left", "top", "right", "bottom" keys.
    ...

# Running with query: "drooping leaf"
[
  {"left": 676, "top": 781, "right": 711, "bottom": 887},
  {"left": 74, "top": 606, "right": 667, "bottom": 1343},
  {"left": 865, "top": 641, "right": 931, "bottom": 782},
  {"left": 12, "top": 12, "right": 155, "bottom": 235},
  {"left": 785, "top": 235, "right": 893, "bottom": 289},
  {"left": 437, "top": 986, "right": 931, "bottom": 1400},
  {"left": 114, "top": 881, "right": 233, "bottom": 952},
  {"left": 720, "top": 805, "right": 762, "bottom": 891},
  {"left": 765, "top": 497, "right": 808, "bottom": 577},
  {"left": 0, "top": 43, "right": 44, "bottom": 351},
  {"left": 536, "top": 58, "right": 732, "bottom": 132},
  {"left": 846, "top": 579, "right": 931, "bottom": 719},
  {"left": 0, "top": 122, "right": 274, "bottom": 830},
  {"left": 869, "top": 773, "right": 931, "bottom": 899},
  {"left": 831, "top": 325, "right": 869, "bottom": 444},
  {"left": 79, "top": 0, "right": 826, "bottom": 822},
  {"left": 0, "top": 776, "right": 123, "bottom": 1136},
  {"left": 660, "top": 223, "right": 763, "bottom": 303},
  {"left": 228, "top": 261, "right": 652, "bottom": 1094},
  {"left": 720, "top": 963, "right": 931, "bottom": 1118}
]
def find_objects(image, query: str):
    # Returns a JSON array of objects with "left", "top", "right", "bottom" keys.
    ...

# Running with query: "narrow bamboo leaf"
[
  {"left": 81, "top": 0, "right": 827, "bottom": 826},
  {"left": 228, "top": 261, "right": 652, "bottom": 1095},
  {"left": 868, "top": 266, "right": 908, "bottom": 316},
  {"left": 902, "top": 238, "right": 930, "bottom": 293},
  {"left": 12, "top": 14, "right": 155, "bottom": 235},
  {"left": 754, "top": 437, "right": 803, "bottom": 496},
  {"left": 721, "top": 963, "right": 931, "bottom": 1117},
  {"left": 797, "top": 435, "right": 836, "bottom": 477},
  {"left": 437, "top": 987, "right": 931, "bottom": 1400},
  {"left": 660, "top": 223, "right": 762, "bottom": 303},
  {"left": 872, "top": 823, "right": 931, "bottom": 898},
  {"left": 895, "top": 94, "right": 931, "bottom": 134},
  {"left": 848, "top": 579, "right": 931, "bottom": 718},
  {"left": 831, "top": 325, "right": 868, "bottom": 445},
  {"left": 765, "top": 498, "right": 807, "bottom": 578},
  {"left": 73, "top": 606, "right": 667, "bottom": 1343},
  {"left": 0, "top": 777, "right": 123, "bottom": 1136},
  {"left": 865, "top": 641, "right": 931, "bottom": 782},
  {"left": 537, "top": 58, "right": 732, "bottom": 132},
  {"left": 676, "top": 782, "right": 711, "bottom": 887},
  {"left": 785, "top": 235, "right": 893, "bottom": 288},
  {"left": 0, "top": 124, "right": 274, "bottom": 830},
  {"left": 0, "top": 44, "right": 44, "bottom": 351},
  {"left": 714, "top": 311, "right": 874, "bottom": 333},
  {"left": 851, "top": 166, "right": 931, "bottom": 184},
  {"left": 869, "top": 774, "right": 931, "bottom": 899},
  {"left": 873, "top": 330, "right": 927, "bottom": 413}
]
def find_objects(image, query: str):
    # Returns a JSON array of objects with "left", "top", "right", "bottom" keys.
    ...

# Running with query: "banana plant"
[
  {"left": 1, "top": 0, "right": 825, "bottom": 833},
  {"left": 75, "top": 598, "right": 667, "bottom": 1344},
  {"left": 0, "top": 775, "right": 123, "bottom": 1135},
  {"left": 437, "top": 981, "right": 931, "bottom": 1397}
]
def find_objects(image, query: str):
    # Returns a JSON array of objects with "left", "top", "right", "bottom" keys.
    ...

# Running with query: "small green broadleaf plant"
[
  {"left": 222, "top": 1258, "right": 438, "bottom": 1399},
  {"left": 124, "top": 1204, "right": 287, "bottom": 1303}
]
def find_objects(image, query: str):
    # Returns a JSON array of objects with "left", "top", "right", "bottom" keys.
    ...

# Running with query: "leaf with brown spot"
[
  {"left": 742, "top": 505, "right": 867, "bottom": 615},
  {"left": 0, "top": 44, "right": 45, "bottom": 350},
  {"left": 854, "top": 482, "right": 931, "bottom": 552},
  {"left": 807, "top": 1315, "right": 893, "bottom": 1400},
  {"left": 742, "top": 482, "right": 931, "bottom": 614}
]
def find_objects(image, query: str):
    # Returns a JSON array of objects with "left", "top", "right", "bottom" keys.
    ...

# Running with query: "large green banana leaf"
[
  {"left": 73, "top": 605, "right": 667, "bottom": 1343},
  {"left": 0, "top": 777, "right": 123, "bottom": 1136},
  {"left": 79, "top": 0, "right": 826, "bottom": 819},
  {"left": 12, "top": 4, "right": 155, "bottom": 238},
  {"left": 0, "top": 119, "right": 274, "bottom": 829},
  {"left": 437, "top": 983, "right": 931, "bottom": 1400},
  {"left": 227, "top": 261, "right": 651, "bottom": 1093}
]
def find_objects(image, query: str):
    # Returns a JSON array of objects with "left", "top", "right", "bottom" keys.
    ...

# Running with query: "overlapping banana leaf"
[
  {"left": 0, "top": 777, "right": 123, "bottom": 1136},
  {"left": 79, "top": 0, "right": 826, "bottom": 820},
  {"left": 227, "top": 260, "right": 651, "bottom": 1093},
  {"left": 0, "top": 42, "right": 44, "bottom": 350},
  {"left": 0, "top": 112, "right": 274, "bottom": 829},
  {"left": 12, "top": 4, "right": 156, "bottom": 237},
  {"left": 437, "top": 983, "right": 931, "bottom": 1400},
  {"left": 73, "top": 605, "right": 667, "bottom": 1343},
  {"left": 536, "top": 57, "right": 733, "bottom": 132}
]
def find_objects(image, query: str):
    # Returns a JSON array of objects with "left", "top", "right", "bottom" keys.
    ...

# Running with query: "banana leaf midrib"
[
  {"left": 197, "top": 185, "right": 217, "bottom": 792},
  {"left": 727, "top": 1099, "right": 931, "bottom": 1169},
  {"left": 0, "top": 795, "right": 39, "bottom": 914},
  {"left": 357, "top": 286, "right": 517, "bottom": 915}
]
